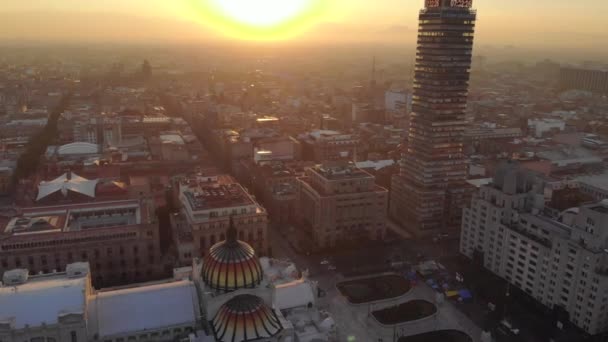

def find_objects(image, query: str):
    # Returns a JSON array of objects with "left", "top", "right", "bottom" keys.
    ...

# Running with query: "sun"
[
  {"left": 211, "top": 0, "right": 312, "bottom": 28},
  {"left": 191, "top": 0, "right": 326, "bottom": 40}
]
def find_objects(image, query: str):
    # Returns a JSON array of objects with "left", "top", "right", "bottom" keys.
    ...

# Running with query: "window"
[{"left": 71, "top": 331, "right": 77, "bottom": 342}]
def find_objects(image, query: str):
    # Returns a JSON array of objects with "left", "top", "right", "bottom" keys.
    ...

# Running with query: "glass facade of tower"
[{"left": 391, "top": 0, "right": 476, "bottom": 234}]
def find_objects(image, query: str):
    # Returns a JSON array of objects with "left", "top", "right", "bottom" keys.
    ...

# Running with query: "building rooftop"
[
  {"left": 36, "top": 172, "right": 99, "bottom": 202},
  {"left": 180, "top": 175, "right": 256, "bottom": 211},
  {"left": 142, "top": 116, "right": 171, "bottom": 124},
  {"left": 160, "top": 134, "right": 185, "bottom": 145},
  {"left": 590, "top": 200, "right": 608, "bottom": 214},
  {"left": 307, "top": 130, "right": 352, "bottom": 141},
  {"left": 576, "top": 173, "right": 608, "bottom": 191},
  {"left": 356, "top": 159, "right": 395, "bottom": 171},
  {"left": 313, "top": 162, "right": 372, "bottom": 181},
  {"left": 3, "top": 199, "right": 143, "bottom": 236},
  {"left": 88, "top": 279, "right": 199, "bottom": 338},
  {"left": 0, "top": 268, "right": 88, "bottom": 329}
]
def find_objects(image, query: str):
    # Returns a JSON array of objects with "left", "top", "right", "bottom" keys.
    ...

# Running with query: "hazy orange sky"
[{"left": 1, "top": 0, "right": 607, "bottom": 50}]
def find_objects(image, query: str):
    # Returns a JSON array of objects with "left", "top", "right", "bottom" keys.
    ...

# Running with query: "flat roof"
[
  {"left": 577, "top": 173, "right": 608, "bottom": 191},
  {"left": 0, "top": 274, "right": 87, "bottom": 329},
  {"left": 180, "top": 176, "right": 255, "bottom": 211},
  {"left": 4, "top": 200, "right": 143, "bottom": 235},
  {"left": 89, "top": 280, "right": 199, "bottom": 337},
  {"left": 313, "top": 164, "right": 372, "bottom": 181}
]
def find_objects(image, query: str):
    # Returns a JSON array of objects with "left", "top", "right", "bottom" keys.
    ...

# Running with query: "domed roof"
[
  {"left": 211, "top": 294, "right": 283, "bottom": 342},
  {"left": 201, "top": 218, "right": 263, "bottom": 292}
]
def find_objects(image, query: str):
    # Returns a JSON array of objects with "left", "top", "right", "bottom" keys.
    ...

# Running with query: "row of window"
[{"left": 1, "top": 232, "right": 139, "bottom": 251}]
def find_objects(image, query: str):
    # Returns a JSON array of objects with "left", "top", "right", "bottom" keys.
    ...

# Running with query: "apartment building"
[{"left": 461, "top": 162, "right": 608, "bottom": 335}]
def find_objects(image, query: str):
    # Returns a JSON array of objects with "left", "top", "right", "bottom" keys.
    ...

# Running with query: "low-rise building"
[
  {"left": 576, "top": 172, "right": 608, "bottom": 201},
  {"left": 0, "top": 198, "right": 164, "bottom": 288},
  {"left": 0, "top": 225, "right": 334, "bottom": 342},
  {"left": 172, "top": 174, "right": 268, "bottom": 266}
]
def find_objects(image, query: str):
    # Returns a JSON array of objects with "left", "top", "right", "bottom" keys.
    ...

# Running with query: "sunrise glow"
[{"left": 191, "top": 0, "right": 326, "bottom": 40}]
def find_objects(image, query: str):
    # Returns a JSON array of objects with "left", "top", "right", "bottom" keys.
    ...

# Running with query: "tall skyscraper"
[{"left": 390, "top": 0, "right": 476, "bottom": 236}]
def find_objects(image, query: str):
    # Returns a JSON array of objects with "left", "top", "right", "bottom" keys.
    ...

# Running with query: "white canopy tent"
[{"left": 36, "top": 172, "right": 98, "bottom": 201}]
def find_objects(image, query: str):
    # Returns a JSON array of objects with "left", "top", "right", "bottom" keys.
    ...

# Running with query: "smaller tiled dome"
[
  {"left": 201, "top": 218, "right": 263, "bottom": 292},
  {"left": 211, "top": 294, "right": 283, "bottom": 342}
]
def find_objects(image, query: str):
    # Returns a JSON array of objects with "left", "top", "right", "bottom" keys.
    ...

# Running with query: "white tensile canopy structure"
[{"left": 36, "top": 172, "right": 98, "bottom": 201}]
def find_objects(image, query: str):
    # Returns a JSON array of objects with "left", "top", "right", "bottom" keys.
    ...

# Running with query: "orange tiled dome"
[
  {"left": 201, "top": 219, "right": 263, "bottom": 292},
  {"left": 211, "top": 294, "right": 283, "bottom": 342}
]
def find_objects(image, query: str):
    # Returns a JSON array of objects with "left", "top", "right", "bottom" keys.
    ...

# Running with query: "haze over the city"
[
  {"left": 1, "top": 1, "right": 608, "bottom": 342},
  {"left": 2, "top": 0, "right": 607, "bottom": 55}
]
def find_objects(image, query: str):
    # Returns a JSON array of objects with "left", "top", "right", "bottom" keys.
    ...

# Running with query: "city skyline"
[
  {"left": 1, "top": 0, "right": 608, "bottom": 341},
  {"left": 1, "top": 0, "right": 607, "bottom": 53}
]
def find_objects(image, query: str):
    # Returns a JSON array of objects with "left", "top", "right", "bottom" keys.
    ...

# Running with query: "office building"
[
  {"left": 296, "top": 161, "right": 388, "bottom": 251},
  {"left": 391, "top": 0, "right": 476, "bottom": 236},
  {"left": 299, "top": 130, "right": 359, "bottom": 163},
  {"left": 461, "top": 162, "right": 608, "bottom": 335},
  {"left": 0, "top": 198, "right": 164, "bottom": 289},
  {"left": 171, "top": 174, "right": 269, "bottom": 266}
]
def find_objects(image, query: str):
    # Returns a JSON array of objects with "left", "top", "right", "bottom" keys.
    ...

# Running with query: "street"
[{"left": 268, "top": 223, "right": 482, "bottom": 342}]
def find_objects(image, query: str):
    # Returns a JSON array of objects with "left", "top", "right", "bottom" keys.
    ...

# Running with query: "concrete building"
[
  {"left": 172, "top": 174, "right": 269, "bottom": 266},
  {"left": 528, "top": 118, "right": 566, "bottom": 138},
  {"left": 576, "top": 173, "right": 608, "bottom": 201},
  {"left": 0, "top": 263, "right": 92, "bottom": 342},
  {"left": 299, "top": 130, "right": 359, "bottom": 163},
  {"left": 160, "top": 134, "right": 190, "bottom": 162},
  {"left": 559, "top": 67, "right": 608, "bottom": 94},
  {"left": 461, "top": 162, "right": 608, "bottom": 335},
  {"left": 463, "top": 125, "right": 522, "bottom": 154},
  {"left": 385, "top": 89, "right": 411, "bottom": 124},
  {"left": 0, "top": 224, "right": 334, "bottom": 342},
  {"left": 391, "top": 0, "right": 477, "bottom": 236},
  {"left": 0, "top": 198, "right": 164, "bottom": 289},
  {"left": 296, "top": 161, "right": 388, "bottom": 251}
]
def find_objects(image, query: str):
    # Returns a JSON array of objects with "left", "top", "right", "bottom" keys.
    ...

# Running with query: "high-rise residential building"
[
  {"left": 461, "top": 162, "right": 608, "bottom": 335},
  {"left": 391, "top": 0, "right": 476, "bottom": 236},
  {"left": 296, "top": 161, "right": 388, "bottom": 251}
]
